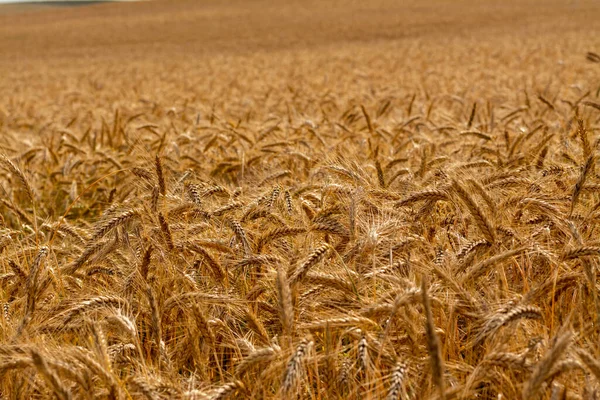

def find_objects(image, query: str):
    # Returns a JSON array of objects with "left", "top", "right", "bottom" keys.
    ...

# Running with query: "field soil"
[{"left": 0, "top": 0, "right": 600, "bottom": 399}]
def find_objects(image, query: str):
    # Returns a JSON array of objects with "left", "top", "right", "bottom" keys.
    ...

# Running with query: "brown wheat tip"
[
  {"left": 300, "top": 316, "right": 378, "bottom": 331},
  {"left": 281, "top": 339, "right": 312, "bottom": 396},
  {"left": 158, "top": 212, "right": 174, "bottom": 251},
  {"left": 523, "top": 329, "right": 572, "bottom": 400},
  {"left": 276, "top": 265, "right": 294, "bottom": 337},
  {"left": 571, "top": 155, "right": 594, "bottom": 214},
  {"left": 289, "top": 243, "right": 330, "bottom": 285},
  {"left": 210, "top": 381, "right": 245, "bottom": 400},
  {"left": 472, "top": 305, "right": 542, "bottom": 348},
  {"left": 462, "top": 247, "right": 529, "bottom": 283},
  {"left": 155, "top": 154, "right": 166, "bottom": 195},
  {"left": 235, "top": 346, "right": 280, "bottom": 377},
  {"left": 357, "top": 334, "right": 369, "bottom": 372},
  {"left": 228, "top": 219, "right": 251, "bottom": 256},
  {"left": 0, "top": 154, "right": 35, "bottom": 205},
  {"left": 89, "top": 208, "right": 140, "bottom": 243},
  {"left": 452, "top": 179, "right": 495, "bottom": 243},
  {"left": 31, "top": 349, "right": 72, "bottom": 400},
  {"left": 586, "top": 52, "right": 600, "bottom": 63},
  {"left": 61, "top": 296, "right": 127, "bottom": 325},
  {"left": 422, "top": 277, "right": 445, "bottom": 399},
  {"left": 562, "top": 246, "right": 600, "bottom": 260},
  {"left": 395, "top": 189, "right": 448, "bottom": 208},
  {"left": 575, "top": 348, "right": 600, "bottom": 383},
  {"left": 582, "top": 101, "right": 600, "bottom": 111},
  {"left": 386, "top": 360, "right": 408, "bottom": 400}
]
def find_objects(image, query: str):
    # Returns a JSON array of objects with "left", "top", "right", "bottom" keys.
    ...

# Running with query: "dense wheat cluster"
[{"left": 1, "top": 0, "right": 600, "bottom": 399}]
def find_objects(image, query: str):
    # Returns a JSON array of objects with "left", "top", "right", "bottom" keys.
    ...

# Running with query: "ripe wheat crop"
[{"left": 0, "top": 0, "right": 600, "bottom": 398}]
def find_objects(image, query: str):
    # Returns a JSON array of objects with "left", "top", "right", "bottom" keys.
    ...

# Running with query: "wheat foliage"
[{"left": 0, "top": 0, "right": 599, "bottom": 398}]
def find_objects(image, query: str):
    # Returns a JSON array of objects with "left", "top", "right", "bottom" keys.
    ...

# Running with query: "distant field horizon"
[{"left": 0, "top": 0, "right": 143, "bottom": 15}]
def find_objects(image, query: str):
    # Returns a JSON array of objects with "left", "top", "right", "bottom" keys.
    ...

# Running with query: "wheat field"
[{"left": 0, "top": 0, "right": 600, "bottom": 399}]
